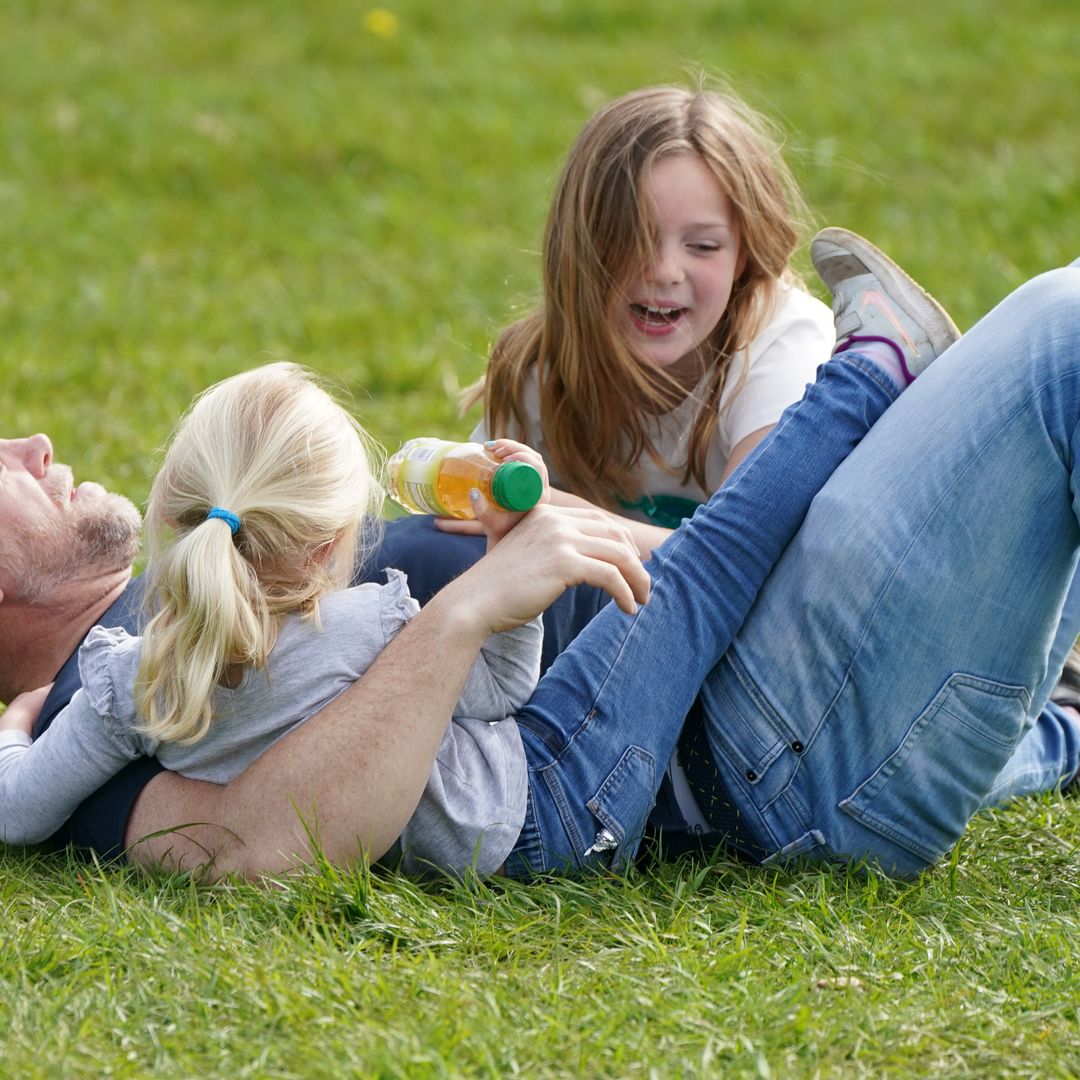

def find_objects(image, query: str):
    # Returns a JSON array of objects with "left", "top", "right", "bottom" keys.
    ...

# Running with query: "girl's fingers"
[{"left": 433, "top": 516, "right": 485, "bottom": 536}]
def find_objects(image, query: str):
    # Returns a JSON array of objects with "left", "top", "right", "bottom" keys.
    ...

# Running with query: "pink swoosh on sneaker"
[{"left": 860, "top": 289, "right": 921, "bottom": 357}]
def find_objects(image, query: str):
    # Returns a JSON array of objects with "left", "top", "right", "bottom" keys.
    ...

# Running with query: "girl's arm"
[
  {"left": 448, "top": 427, "right": 777, "bottom": 560},
  {"left": 455, "top": 615, "right": 543, "bottom": 720},
  {"left": 544, "top": 420, "right": 775, "bottom": 558},
  {"left": 718, "top": 424, "right": 775, "bottom": 484},
  {"left": 0, "top": 690, "right": 141, "bottom": 845}
]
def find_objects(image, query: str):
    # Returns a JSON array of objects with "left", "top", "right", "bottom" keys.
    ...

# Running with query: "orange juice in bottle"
[{"left": 386, "top": 438, "right": 543, "bottom": 519}]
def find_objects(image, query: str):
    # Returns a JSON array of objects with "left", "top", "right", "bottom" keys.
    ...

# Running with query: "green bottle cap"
[{"left": 490, "top": 460, "right": 544, "bottom": 512}]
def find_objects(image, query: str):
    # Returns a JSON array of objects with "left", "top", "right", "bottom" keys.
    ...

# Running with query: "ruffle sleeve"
[
  {"left": 77, "top": 625, "right": 145, "bottom": 741},
  {"left": 379, "top": 567, "right": 421, "bottom": 642}
]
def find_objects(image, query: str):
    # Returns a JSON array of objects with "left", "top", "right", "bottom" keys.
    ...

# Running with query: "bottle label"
[{"left": 387, "top": 438, "right": 453, "bottom": 515}]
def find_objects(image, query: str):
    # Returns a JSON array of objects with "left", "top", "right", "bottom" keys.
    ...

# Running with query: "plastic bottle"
[{"left": 386, "top": 438, "right": 544, "bottom": 519}]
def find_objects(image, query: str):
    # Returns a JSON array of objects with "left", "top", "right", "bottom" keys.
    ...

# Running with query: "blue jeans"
[
  {"left": 504, "top": 263, "right": 1080, "bottom": 878},
  {"left": 502, "top": 351, "right": 902, "bottom": 875}
]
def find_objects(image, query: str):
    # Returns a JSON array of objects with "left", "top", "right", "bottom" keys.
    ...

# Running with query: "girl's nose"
[{"left": 647, "top": 248, "right": 685, "bottom": 287}]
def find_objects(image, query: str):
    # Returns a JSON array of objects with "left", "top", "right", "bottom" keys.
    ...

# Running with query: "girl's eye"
[{"left": 689, "top": 242, "right": 721, "bottom": 253}]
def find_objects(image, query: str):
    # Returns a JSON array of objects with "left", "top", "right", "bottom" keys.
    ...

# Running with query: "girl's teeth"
[{"left": 633, "top": 303, "right": 683, "bottom": 324}]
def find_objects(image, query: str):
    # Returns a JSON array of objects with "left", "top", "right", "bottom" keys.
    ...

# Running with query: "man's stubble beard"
[{"left": 13, "top": 493, "right": 142, "bottom": 606}]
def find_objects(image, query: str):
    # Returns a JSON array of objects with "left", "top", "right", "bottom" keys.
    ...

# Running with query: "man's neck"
[{"left": 0, "top": 567, "right": 133, "bottom": 702}]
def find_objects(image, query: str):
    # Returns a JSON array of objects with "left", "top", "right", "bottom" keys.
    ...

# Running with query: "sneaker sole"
[{"left": 813, "top": 227, "right": 961, "bottom": 357}]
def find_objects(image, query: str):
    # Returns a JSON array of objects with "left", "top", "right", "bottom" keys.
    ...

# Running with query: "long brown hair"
[{"left": 465, "top": 84, "right": 810, "bottom": 506}]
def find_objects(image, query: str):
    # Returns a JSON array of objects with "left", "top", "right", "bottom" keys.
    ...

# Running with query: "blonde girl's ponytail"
[{"left": 135, "top": 363, "right": 383, "bottom": 746}]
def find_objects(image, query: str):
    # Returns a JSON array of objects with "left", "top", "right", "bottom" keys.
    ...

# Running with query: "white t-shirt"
[{"left": 473, "top": 284, "right": 834, "bottom": 521}]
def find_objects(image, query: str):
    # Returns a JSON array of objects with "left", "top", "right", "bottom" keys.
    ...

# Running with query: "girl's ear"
[
  {"left": 735, "top": 238, "right": 750, "bottom": 282},
  {"left": 311, "top": 534, "right": 342, "bottom": 566}
]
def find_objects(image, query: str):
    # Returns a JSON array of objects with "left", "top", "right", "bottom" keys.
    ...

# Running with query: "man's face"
[{"left": 0, "top": 434, "right": 142, "bottom": 604}]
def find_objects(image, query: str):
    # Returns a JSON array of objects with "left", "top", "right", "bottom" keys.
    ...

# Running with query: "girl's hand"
[
  {"left": 434, "top": 439, "right": 550, "bottom": 540},
  {"left": 482, "top": 438, "right": 551, "bottom": 504},
  {"left": 1, "top": 684, "right": 53, "bottom": 736},
  {"left": 473, "top": 439, "right": 551, "bottom": 548},
  {"left": 471, "top": 490, "right": 527, "bottom": 549}
]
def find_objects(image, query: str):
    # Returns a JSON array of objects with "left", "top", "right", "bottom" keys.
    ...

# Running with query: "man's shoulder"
[{"left": 36, "top": 575, "right": 145, "bottom": 732}]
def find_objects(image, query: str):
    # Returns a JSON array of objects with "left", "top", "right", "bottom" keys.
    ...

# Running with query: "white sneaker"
[{"left": 811, "top": 227, "right": 961, "bottom": 383}]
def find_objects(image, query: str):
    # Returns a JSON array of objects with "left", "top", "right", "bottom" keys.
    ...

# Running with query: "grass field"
[{"left": 2, "top": 1, "right": 1079, "bottom": 1076}]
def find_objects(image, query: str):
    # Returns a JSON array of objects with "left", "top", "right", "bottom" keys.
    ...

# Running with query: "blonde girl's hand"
[
  {"left": 435, "top": 438, "right": 550, "bottom": 538},
  {"left": 1, "top": 684, "right": 54, "bottom": 736}
]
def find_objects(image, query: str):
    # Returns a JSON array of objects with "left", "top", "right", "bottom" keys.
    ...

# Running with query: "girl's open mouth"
[{"left": 630, "top": 302, "right": 687, "bottom": 335}]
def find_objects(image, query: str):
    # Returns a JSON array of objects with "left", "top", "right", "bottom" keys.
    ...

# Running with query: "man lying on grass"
[{"left": 1, "top": 232, "right": 1079, "bottom": 880}]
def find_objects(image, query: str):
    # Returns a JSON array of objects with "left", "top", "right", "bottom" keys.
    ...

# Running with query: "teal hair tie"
[{"left": 206, "top": 506, "right": 241, "bottom": 535}]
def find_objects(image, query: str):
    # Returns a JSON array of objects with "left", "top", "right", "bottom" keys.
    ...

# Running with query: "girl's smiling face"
[{"left": 624, "top": 153, "right": 744, "bottom": 383}]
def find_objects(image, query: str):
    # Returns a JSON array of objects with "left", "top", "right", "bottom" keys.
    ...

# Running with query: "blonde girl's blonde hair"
[
  {"left": 135, "top": 362, "right": 383, "bottom": 746},
  {"left": 465, "top": 84, "right": 810, "bottom": 506}
]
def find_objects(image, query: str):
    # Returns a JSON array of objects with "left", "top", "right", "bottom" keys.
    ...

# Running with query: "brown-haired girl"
[{"left": 463, "top": 83, "right": 834, "bottom": 555}]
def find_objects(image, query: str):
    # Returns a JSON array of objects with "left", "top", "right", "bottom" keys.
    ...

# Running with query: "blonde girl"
[
  {"left": 462, "top": 84, "right": 834, "bottom": 555},
  {"left": 0, "top": 363, "right": 542, "bottom": 874},
  {"left": 136, "top": 361, "right": 381, "bottom": 746}
]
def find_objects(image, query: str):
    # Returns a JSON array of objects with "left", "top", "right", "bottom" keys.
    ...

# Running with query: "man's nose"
[{"left": 14, "top": 433, "right": 54, "bottom": 477}]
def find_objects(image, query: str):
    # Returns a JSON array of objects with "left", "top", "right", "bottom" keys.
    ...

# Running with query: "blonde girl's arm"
[
  {"left": 0, "top": 690, "right": 142, "bottom": 846},
  {"left": 0, "top": 685, "right": 52, "bottom": 736}
]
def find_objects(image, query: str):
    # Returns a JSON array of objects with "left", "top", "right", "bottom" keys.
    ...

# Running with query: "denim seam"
[
  {"left": 723, "top": 651, "right": 792, "bottom": 768},
  {"left": 838, "top": 382, "right": 1075, "bottom": 701},
  {"left": 515, "top": 706, "right": 596, "bottom": 758},
  {"left": 838, "top": 673, "right": 1029, "bottom": 863},
  {"left": 941, "top": 703, "right": 1031, "bottom": 748},
  {"left": 837, "top": 352, "right": 905, "bottom": 400},
  {"left": 507, "top": 777, "right": 544, "bottom": 877},
  {"left": 537, "top": 759, "right": 585, "bottom": 859},
  {"left": 751, "top": 747, "right": 814, "bottom": 830},
  {"left": 758, "top": 671, "right": 854, "bottom": 823}
]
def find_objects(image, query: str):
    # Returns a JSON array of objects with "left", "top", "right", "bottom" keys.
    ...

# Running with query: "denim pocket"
[
  {"left": 838, "top": 672, "right": 1030, "bottom": 866},
  {"left": 583, "top": 745, "right": 657, "bottom": 870},
  {"left": 702, "top": 651, "right": 789, "bottom": 784}
]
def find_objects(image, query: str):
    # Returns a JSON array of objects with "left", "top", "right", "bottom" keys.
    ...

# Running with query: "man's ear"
[{"left": 0, "top": 585, "right": 6, "bottom": 606}]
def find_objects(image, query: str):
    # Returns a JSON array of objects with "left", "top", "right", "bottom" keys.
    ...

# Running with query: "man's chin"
[{"left": 75, "top": 493, "right": 143, "bottom": 568}]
